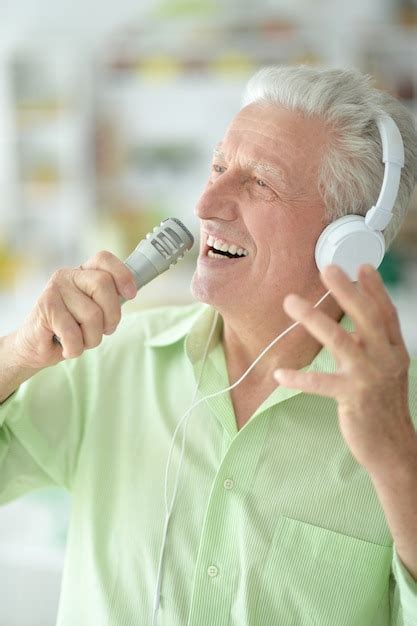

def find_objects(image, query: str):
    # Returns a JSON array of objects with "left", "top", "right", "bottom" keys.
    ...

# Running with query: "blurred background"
[{"left": 0, "top": 0, "right": 417, "bottom": 624}]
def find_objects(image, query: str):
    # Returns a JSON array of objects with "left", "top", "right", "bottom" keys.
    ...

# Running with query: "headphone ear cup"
[{"left": 315, "top": 215, "right": 386, "bottom": 282}]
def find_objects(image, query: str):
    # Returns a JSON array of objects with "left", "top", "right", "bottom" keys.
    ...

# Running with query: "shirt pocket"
[{"left": 254, "top": 516, "right": 392, "bottom": 626}]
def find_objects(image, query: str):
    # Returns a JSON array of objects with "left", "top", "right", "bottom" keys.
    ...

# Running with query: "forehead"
[{"left": 218, "top": 103, "right": 328, "bottom": 179}]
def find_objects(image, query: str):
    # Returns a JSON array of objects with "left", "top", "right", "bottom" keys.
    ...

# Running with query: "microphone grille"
[
  {"left": 167, "top": 218, "right": 194, "bottom": 247},
  {"left": 140, "top": 217, "right": 194, "bottom": 272}
]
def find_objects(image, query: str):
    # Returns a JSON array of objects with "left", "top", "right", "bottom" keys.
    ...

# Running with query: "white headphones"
[{"left": 315, "top": 114, "right": 405, "bottom": 281}]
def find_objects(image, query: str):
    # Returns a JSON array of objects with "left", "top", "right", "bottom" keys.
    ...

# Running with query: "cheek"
[{"left": 250, "top": 221, "right": 314, "bottom": 265}]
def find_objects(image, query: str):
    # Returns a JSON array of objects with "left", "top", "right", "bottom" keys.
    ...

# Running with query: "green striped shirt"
[{"left": 1, "top": 302, "right": 417, "bottom": 625}]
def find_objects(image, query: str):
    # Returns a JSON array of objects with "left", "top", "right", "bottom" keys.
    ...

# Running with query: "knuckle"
[
  {"left": 367, "top": 302, "right": 381, "bottom": 324},
  {"left": 85, "top": 306, "right": 103, "bottom": 325},
  {"left": 398, "top": 349, "right": 411, "bottom": 373},
  {"left": 358, "top": 297, "right": 382, "bottom": 328},
  {"left": 387, "top": 303, "right": 399, "bottom": 323},
  {"left": 63, "top": 324, "right": 81, "bottom": 338},
  {"left": 371, "top": 316, "right": 386, "bottom": 336},
  {"left": 329, "top": 324, "right": 345, "bottom": 346},
  {"left": 49, "top": 269, "right": 61, "bottom": 283},
  {"left": 95, "top": 250, "right": 114, "bottom": 265},
  {"left": 60, "top": 324, "right": 75, "bottom": 337},
  {"left": 50, "top": 267, "right": 70, "bottom": 285},
  {"left": 352, "top": 374, "right": 371, "bottom": 398},
  {"left": 41, "top": 286, "right": 57, "bottom": 309},
  {"left": 61, "top": 327, "right": 82, "bottom": 348},
  {"left": 95, "top": 271, "right": 113, "bottom": 290},
  {"left": 303, "top": 308, "right": 315, "bottom": 322}
]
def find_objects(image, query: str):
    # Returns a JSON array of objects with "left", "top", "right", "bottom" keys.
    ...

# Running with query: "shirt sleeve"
[
  {"left": 390, "top": 542, "right": 417, "bottom": 625},
  {"left": 0, "top": 350, "right": 93, "bottom": 504},
  {"left": 0, "top": 310, "right": 148, "bottom": 506}
]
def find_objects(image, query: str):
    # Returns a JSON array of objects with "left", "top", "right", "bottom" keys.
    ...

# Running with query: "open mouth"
[
  {"left": 207, "top": 247, "right": 246, "bottom": 259},
  {"left": 203, "top": 234, "right": 249, "bottom": 260}
]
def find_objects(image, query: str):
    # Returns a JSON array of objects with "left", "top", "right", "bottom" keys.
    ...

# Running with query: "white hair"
[{"left": 242, "top": 65, "right": 417, "bottom": 250}]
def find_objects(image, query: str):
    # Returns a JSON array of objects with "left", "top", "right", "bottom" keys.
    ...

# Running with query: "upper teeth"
[{"left": 206, "top": 234, "right": 248, "bottom": 256}]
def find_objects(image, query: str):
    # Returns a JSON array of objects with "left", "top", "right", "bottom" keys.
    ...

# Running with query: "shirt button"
[
  {"left": 207, "top": 565, "right": 219, "bottom": 577},
  {"left": 223, "top": 478, "right": 234, "bottom": 490}
]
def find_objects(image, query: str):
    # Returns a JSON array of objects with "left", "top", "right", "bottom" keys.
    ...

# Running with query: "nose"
[{"left": 194, "top": 173, "right": 241, "bottom": 221}]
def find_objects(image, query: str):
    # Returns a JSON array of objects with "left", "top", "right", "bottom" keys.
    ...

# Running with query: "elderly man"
[{"left": 0, "top": 65, "right": 417, "bottom": 626}]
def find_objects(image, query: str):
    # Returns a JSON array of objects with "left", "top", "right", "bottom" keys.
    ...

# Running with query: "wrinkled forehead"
[
  {"left": 226, "top": 103, "right": 326, "bottom": 149},
  {"left": 218, "top": 103, "right": 328, "bottom": 182}
]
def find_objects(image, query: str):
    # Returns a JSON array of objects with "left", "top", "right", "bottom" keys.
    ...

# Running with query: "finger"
[
  {"left": 71, "top": 269, "right": 122, "bottom": 333},
  {"left": 59, "top": 285, "right": 104, "bottom": 349},
  {"left": 273, "top": 368, "right": 346, "bottom": 399},
  {"left": 81, "top": 250, "right": 137, "bottom": 300},
  {"left": 357, "top": 264, "right": 406, "bottom": 347},
  {"left": 320, "top": 265, "right": 388, "bottom": 346},
  {"left": 47, "top": 291, "right": 84, "bottom": 359},
  {"left": 283, "top": 293, "right": 365, "bottom": 367}
]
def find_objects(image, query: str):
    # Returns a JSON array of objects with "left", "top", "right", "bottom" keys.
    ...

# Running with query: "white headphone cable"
[
  {"left": 152, "top": 306, "right": 219, "bottom": 626},
  {"left": 152, "top": 288, "right": 332, "bottom": 625}
]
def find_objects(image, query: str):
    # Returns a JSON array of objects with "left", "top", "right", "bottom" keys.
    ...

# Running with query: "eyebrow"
[{"left": 212, "top": 147, "right": 288, "bottom": 184}]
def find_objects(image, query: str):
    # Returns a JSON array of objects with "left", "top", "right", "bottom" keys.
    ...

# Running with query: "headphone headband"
[
  {"left": 365, "top": 115, "right": 405, "bottom": 232},
  {"left": 376, "top": 115, "right": 405, "bottom": 167},
  {"left": 315, "top": 113, "right": 405, "bottom": 281}
]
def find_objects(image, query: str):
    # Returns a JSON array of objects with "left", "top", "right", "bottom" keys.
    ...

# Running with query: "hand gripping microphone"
[{"left": 53, "top": 217, "right": 194, "bottom": 345}]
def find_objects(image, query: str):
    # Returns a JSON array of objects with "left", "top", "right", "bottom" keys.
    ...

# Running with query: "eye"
[
  {"left": 255, "top": 177, "right": 278, "bottom": 198},
  {"left": 212, "top": 164, "right": 226, "bottom": 174}
]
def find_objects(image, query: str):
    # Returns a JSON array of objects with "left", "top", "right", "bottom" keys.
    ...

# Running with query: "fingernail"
[
  {"left": 104, "top": 326, "right": 117, "bottom": 335},
  {"left": 284, "top": 294, "right": 306, "bottom": 312},
  {"left": 285, "top": 294, "right": 302, "bottom": 305},
  {"left": 123, "top": 283, "right": 137, "bottom": 299}
]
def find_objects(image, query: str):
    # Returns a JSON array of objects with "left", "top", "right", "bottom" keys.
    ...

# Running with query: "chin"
[{"left": 190, "top": 270, "right": 228, "bottom": 307}]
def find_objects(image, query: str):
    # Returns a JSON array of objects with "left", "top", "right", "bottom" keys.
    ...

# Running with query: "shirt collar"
[
  {"left": 145, "top": 301, "right": 355, "bottom": 375},
  {"left": 145, "top": 301, "right": 355, "bottom": 429},
  {"left": 143, "top": 303, "right": 208, "bottom": 348}
]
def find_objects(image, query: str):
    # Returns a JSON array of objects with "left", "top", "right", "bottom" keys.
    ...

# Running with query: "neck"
[{"left": 220, "top": 289, "right": 344, "bottom": 385}]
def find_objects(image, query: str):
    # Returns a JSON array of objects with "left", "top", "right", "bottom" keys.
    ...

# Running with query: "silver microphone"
[
  {"left": 53, "top": 217, "right": 194, "bottom": 345},
  {"left": 124, "top": 217, "right": 194, "bottom": 291}
]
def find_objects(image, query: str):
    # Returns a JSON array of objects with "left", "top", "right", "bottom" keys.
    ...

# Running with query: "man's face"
[{"left": 190, "top": 102, "right": 330, "bottom": 313}]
